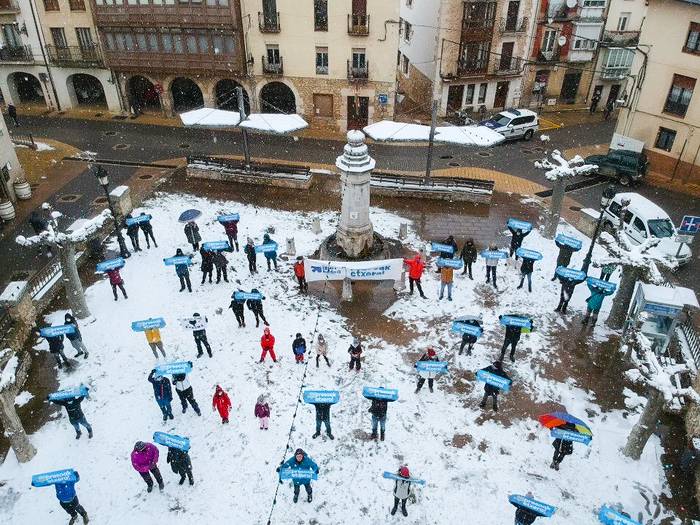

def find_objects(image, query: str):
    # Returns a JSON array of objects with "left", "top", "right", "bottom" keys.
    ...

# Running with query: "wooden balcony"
[
  {"left": 93, "top": 3, "right": 239, "bottom": 29},
  {"left": 103, "top": 50, "right": 244, "bottom": 74}
]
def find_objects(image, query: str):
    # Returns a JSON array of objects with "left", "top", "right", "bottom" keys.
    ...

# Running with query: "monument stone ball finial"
[{"left": 347, "top": 130, "right": 365, "bottom": 146}]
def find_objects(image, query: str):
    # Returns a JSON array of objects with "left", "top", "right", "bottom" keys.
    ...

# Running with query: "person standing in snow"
[
  {"left": 212, "top": 385, "right": 232, "bottom": 424},
  {"left": 348, "top": 337, "right": 363, "bottom": 372},
  {"left": 599, "top": 262, "right": 615, "bottom": 281},
  {"left": 188, "top": 313, "right": 212, "bottom": 358},
  {"left": 255, "top": 394, "right": 270, "bottom": 430},
  {"left": 124, "top": 213, "right": 141, "bottom": 252},
  {"left": 144, "top": 326, "right": 166, "bottom": 359},
  {"left": 172, "top": 248, "right": 193, "bottom": 293},
  {"left": 138, "top": 213, "right": 157, "bottom": 248},
  {"left": 550, "top": 433, "right": 574, "bottom": 470},
  {"left": 498, "top": 316, "right": 533, "bottom": 363},
  {"left": 172, "top": 371, "right": 201, "bottom": 415},
  {"left": 292, "top": 332, "right": 307, "bottom": 364},
  {"left": 64, "top": 313, "right": 88, "bottom": 359},
  {"left": 183, "top": 221, "right": 201, "bottom": 251},
  {"left": 312, "top": 402, "right": 334, "bottom": 440},
  {"left": 229, "top": 292, "right": 246, "bottom": 328},
  {"left": 551, "top": 239, "right": 575, "bottom": 281},
  {"left": 415, "top": 348, "right": 439, "bottom": 393},
  {"left": 167, "top": 446, "right": 194, "bottom": 486},
  {"left": 369, "top": 397, "right": 389, "bottom": 441},
  {"left": 390, "top": 466, "right": 413, "bottom": 517},
  {"left": 479, "top": 361, "right": 509, "bottom": 412},
  {"left": 514, "top": 491, "right": 541, "bottom": 525},
  {"left": 49, "top": 393, "right": 93, "bottom": 439},
  {"left": 28, "top": 210, "right": 53, "bottom": 257},
  {"left": 221, "top": 218, "right": 239, "bottom": 251},
  {"left": 435, "top": 235, "right": 458, "bottom": 272},
  {"left": 131, "top": 441, "right": 164, "bottom": 492},
  {"left": 213, "top": 250, "right": 230, "bottom": 284},
  {"left": 148, "top": 369, "right": 174, "bottom": 422},
  {"left": 247, "top": 289, "right": 269, "bottom": 327},
  {"left": 42, "top": 470, "right": 89, "bottom": 524},
  {"left": 277, "top": 448, "right": 319, "bottom": 503},
  {"left": 45, "top": 332, "right": 70, "bottom": 369},
  {"left": 458, "top": 319, "right": 481, "bottom": 356},
  {"left": 581, "top": 280, "right": 609, "bottom": 326},
  {"left": 403, "top": 254, "right": 427, "bottom": 298},
  {"left": 315, "top": 334, "right": 330, "bottom": 368},
  {"left": 438, "top": 263, "right": 454, "bottom": 301},
  {"left": 199, "top": 246, "right": 214, "bottom": 284},
  {"left": 508, "top": 225, "right": 530, "bottom": 259},
  {"left": 262, "top": 233, "right": 278, "bottom": 271},
  {"left": 294, "top": 256, "right": 308, "bottom": 294},
  {"left": 106, "top": 267, "right": 127, "bottom": 301},
  {"left": 260, "top": 327, "right": 277, "bottom": 363},
  {"left": 554, "top": 274, "right": 584, "bottom": 314},
  {"left": 244, "top": 238, "right": 257, "bottom": 275},
  {"left": 460, "top": 239, "right": 477, "bottom": 279},
  {"left": 484, "top": 244, "right": 500, "bottom": 289},
  {"left": 516, "top": 254, "right": 536, "bottom": 293}
]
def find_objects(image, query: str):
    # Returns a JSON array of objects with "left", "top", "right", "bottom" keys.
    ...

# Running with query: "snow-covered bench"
[{"left": 186, "top": 155, "right": 312, "bottom": 190}]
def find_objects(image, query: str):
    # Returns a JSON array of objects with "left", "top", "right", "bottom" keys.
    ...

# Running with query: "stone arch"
[
  {"left": 66, "top": 73, "right": 107, "bottom": 108},
  {"left": 7, "top": 72, "right": 45, "bottom": 106},
  {"left": 128, "top": 75, "right": 161, "bottom": 113},
  {"left": 215, "top": 79, "right": 250, "bottom": 114},
  {"left": 259, "top": 81, "right": 297, "bottom": 114},
  {"left": 170, "top": 77, "right": 204, "bottom": 113}
]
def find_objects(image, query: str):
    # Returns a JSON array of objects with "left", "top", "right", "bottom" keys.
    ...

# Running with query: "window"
[
  {"left": 2, "top": 24, "right": 21, "bottom": 47},
  {"left": 542, "top": 29, "right": 556, "bottom": 52},
  {"left": 655, "top": 127, "right": 676, "bottom": 151},
  {"left": 648, "top": 219, "right": 674, "bottom": 238},
  {"left": 478, "top": 83, "right": 487, "bottom": 104},
  {"left": 465, "top": 84, "right": 475, "bottom": 105},
  {"left": 583, "top": 0, "right": 605, "bottom": 6},
  {"left": 161, "top": 33, "right": 173, "bottom": 52},
  {"left": 314, "top": 0, "right": 328, "bottom": 31},
  {"left": 212, "top": 34, "right": 223, "bottom": 54},
  {"left": 403, "top": 20, "right": 412, "bottom": 42},
  {"left": 186, "top": 33, "right": 197, "bottom": 54},
  {"left": 104, "top": 33, "right": 115, "bottom": 50},
  {"left": 664, "top": 74, "right": 695, "bottom": 117},
  {"left": 198, "top": 33, "right": 209, "bottom": 54},
  {"left": 316, "top": 46, "right": 328, "bottom": 74},
  {"left": 136, "top": 32, "right": 147, "bottom": 50},
  {"left": 573, "top": 38, "right": 597, "bottom": 50},
  {"left": 173, "top": 31, "right": 183, "bottom": 53},
  {"left": 124, "top": 33, "right": 134, "bottom": 51},
  {"left": 397, "top": 50, "right": 401, "bottom": 66},
  {"left": 223, "top": 35, "right": 235, "bottom": 53},
  {"left": 147, "top": 30, "right": 158, "bottom": 51},
  {"left": 51, "top": 27, "right": 67, "bottom": 48},
  {"left": 267, "top": 44, "right": 280, "bottom": 64},
  {"left": 76, "top": 28, "right": 94, "bottom": 50},
  {"left": 617, "top": 12, "right": 630, "bottom": 31},
  {"left": 69, "top": 0, "right": 85, "bottom": 10},
  {"left": 685, "top": 22, "right": 700, "bottom": 54},
  {"left": 352, "top": 48, "right": 366, "bottom": 68},
  {"left": 632, "top": 217, "right": 647, "bottom": 236},
  {"left": 43, "top": 0, "right": 59, "bottom": 11},
  {"left": 402, "top": 54, "right": 409, "bottom": 75}
]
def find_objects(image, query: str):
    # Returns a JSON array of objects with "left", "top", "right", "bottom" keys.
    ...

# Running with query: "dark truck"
[{"left": 584, "top": 149, "right": 648, "bottom": 186}]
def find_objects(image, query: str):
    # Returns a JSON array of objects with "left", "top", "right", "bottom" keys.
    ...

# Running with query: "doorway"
[
  {"left": 347, "top": 95, "right": 368, "bottom": 130},
  {"left": 494, "top": 81, "right": 509, "bottom": 108},
  {"left": 446, "top": 85, "right": 464, "bottom": 113},
  {"left": 313, "top": 93, "right": 333, "bottom": 118},
  {"left": 607, "top": 84, "right": 621, "bottom": 105},
  {"left": 560, "top": 72, "right": 581, "bottom": 104}
]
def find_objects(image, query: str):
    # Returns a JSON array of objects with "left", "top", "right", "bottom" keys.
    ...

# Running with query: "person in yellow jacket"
[{"left": 145, "top": 328, "right": 166, "bottom": 358}]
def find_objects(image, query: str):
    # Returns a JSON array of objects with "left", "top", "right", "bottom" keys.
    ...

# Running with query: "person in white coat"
[
  {"left": 415, "top": 348, "right": 439, "bottom": 393},
  {"left": 391, "top": 466, "right": 413, "bottom": 517}
]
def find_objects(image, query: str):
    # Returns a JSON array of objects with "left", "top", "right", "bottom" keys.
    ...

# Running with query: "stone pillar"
[
  {"left": 335, "top": 131, "right": 376, "bottom": 258},
  {"left": 110, "top": 185, "right": 133, "bottom": 218},
  {"left": 312, "top": 217, "right": 322, "bottom": 234}
]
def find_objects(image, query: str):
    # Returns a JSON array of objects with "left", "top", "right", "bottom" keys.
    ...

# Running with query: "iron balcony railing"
[
  {"left": 262, "top": 55, "right": 283, "bottom": 75},
  {"left": 496, "top": 56, "right": 521, "bottom": 73},
  {"left": 500, "top": 16, "right": 528, "bottom": 33},
  {"left": 0, "top": 45, "right": 33, "bottom": 63},
  {"left": 456, "top": 57, "right": 489, "bottom": 76},
  {"left": 348, "top": 14, "right": 370, "bottom": 35},
  {"left": 601, "top": 30, "right": 640, "bottom": 47},
  {"left": 663, "top": 99, "right": 689, "bottom": 118},
  {"left": 347, "top": 60, "right": 369, "bottom": 81},
  {"left": 46, "top": 45, "right": 103, "bottom": 67},
  {"left": 537, "top": 48, "right": 560, "bottom": 62},
  {"left": 0, "top": 0, "right": 20, "bottom": 12},
  {"left": 258, "top": 11, "right": 280, "bottom": 33}
]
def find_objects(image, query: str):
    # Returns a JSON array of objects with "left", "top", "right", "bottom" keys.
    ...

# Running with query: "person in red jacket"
[
  {"left": 212, "top": 385, "right": 232, "bottom": 424},
  {"left": 222, "top": 219, "right": 239, "bottom": 252},
  {"left": 106, "top": 268, "right": 128, "bottom": 301},
  {"left": 260, "top": 327, "right": 277, "bottom": 363},
  {"left": 403, "top": 255, "right": 426, "bottom": 298},
  {"left": 293, "top": 256, "right": 308, "bottom": 294}
]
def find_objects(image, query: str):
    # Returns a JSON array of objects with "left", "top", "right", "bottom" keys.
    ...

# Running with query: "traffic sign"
[
  {"left": 679, "top": 215, "right": 700, "bottom": 234},
  {"left": 377, "top": 93, "right": 388, "bottom": 105}
]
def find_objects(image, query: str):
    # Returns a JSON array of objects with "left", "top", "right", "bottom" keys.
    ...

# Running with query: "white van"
[
  {"left": 601, "top": 192, "right": 692, "bottom": 266},
  {"left": 480, "top": 108, "right": 539, "bottom": 141}
]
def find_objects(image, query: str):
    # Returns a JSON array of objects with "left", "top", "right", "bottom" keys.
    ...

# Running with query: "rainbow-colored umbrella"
[{"left": 538, "top": 412, "right": 592, "bottom": 437}]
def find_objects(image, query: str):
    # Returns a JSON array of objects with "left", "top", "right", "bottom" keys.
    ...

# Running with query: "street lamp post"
[
  {"left": 581, "top": 184, "right": 616, "bottom": 273},
  {"left": 92, "top": 164, "right": 131, "bottom": 259}
]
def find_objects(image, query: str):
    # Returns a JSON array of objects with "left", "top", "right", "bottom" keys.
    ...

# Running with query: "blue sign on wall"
[
  {"left": 508, "top": 494, "right": 557, "bottom": 517},
  {"left": 32, "top": 469, "right": 78, "bottom": 487},
  {"left": 217, "top": 213, "right": 240, "bottom": 223},
  {"left": 154, "top": 361, "right": 193, "bottom": 376},
  {"left": 96, "top": 258, "right": 125, "bottom": 272},
  {"left": 508, "top": 218, "right": 532, "bottom": 232},
  {"left": 232, "top": 291, "right": 264, "bottom": 301},
  {"left": 556, "top": 234, "right": 583, "bottom": 251},
  {"left": 303, "top": 390, "right": 340, "bottom": 404},
  {"left": 551, "top": 427, "right": 592, "bottom": 445},
  {"left": 378, "top": 93, "right": 389, "bottom": 105},
  {"left": 431, "top": 242, "right": 455, "bottom": 254},
  {"left": 255, "top": 242, "right": 278, "bottom": 254},
  {"left": 451, "top": 321, "right": 482, "bottom": 337},
  {"left": 556, "top": 266, "right": 587, "bottom": 281},
  {"left": 476, "top": 370, "right": 511, "bottom": 392},
  {"left": 362, "top": 386, "right": 399, "bottom": 401},
  {"left": 153, "top": 431, "right": 190, "bottom": 451},
  {"left": 163, "top": 256, "right": 193, "bottom": 266},
  {"left": 131, "top": 318, "right": 166, "bottom": 332},
  {"left": 437, "top": 257, "right": 463, "bottom": 269},
  {"left": 40, "top": 324, "right": 76, "bottom": 338},
  {"left": 643, "top": 302, "right": 682, "bottom": 317},
  {"left": 202, "top": 241, "right": 231, "bottom": 252},
  {"left": 516, "top": 247, "right": 543, "bottom": 261}
]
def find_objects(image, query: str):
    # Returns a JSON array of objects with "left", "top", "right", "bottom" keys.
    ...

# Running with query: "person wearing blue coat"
[
  {"left": 148, "top": 370, "right": 174, "bottom": 422},
  {"left": 582, "top": 281, "right": 613, "bottom": 326},
  {"left": 54, "top": 471, "right": 89, "bottom": 524},
  {"left": 277, "top": 448, "right": 319, "bottom": 503},
  {"left": 173, "top": 248, "right": 192, "bottom": 293},
  {"left": 263, "top": 233, "right": 278, "bottom": 271}
]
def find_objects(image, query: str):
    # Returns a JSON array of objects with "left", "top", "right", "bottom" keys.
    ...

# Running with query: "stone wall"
[
  {"left": 398, "top": 64, "right": 433, "bottom": 109},
  {"left": 187, "top": 165, "right": 313, "bottom": 190},
  {"left": 645, "top": 148, "right": 700, "bottom": 186}
]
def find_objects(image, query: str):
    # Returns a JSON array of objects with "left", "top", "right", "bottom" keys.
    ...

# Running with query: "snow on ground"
[
  {"left": 15, "top": 391, "right": 33, "bottom": 407},
  {"left": 13, "top": 141, "right": 55, "bottom": 152},
  {"left": 0, "top": 192, "right": 676, "bottom": 524}
]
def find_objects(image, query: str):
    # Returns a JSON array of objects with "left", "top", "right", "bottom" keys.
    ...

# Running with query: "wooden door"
[
  {"left": 347, "top": 96, "right": 368, "bottom": 130},
  {"left": 447, "top": 85, "right": 464, "bottom": 113},
  {"left": 499, "top": 42, "right": 514, "bottom": 70},
  {"left": 313, "top": 94, "right": 333, "bottom": 118},
  {"left": 494, "top": 81, "right": 509, "bottom": 108}
]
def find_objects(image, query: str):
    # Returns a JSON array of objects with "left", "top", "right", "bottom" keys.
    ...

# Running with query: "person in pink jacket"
[
  {"left": 254, "top": 394, "right": 270, "bottom": 430},
  {"left": 131, "top": 441, "right": 164, "bottom": 492},
  {"left": 106, "top": 268, "right": 128, "bottom": 301}
]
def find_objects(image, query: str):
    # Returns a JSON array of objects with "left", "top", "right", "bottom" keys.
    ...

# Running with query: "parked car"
[
  {"left": 480, "top": 108, "right": 539, "bottom": 141},
  {"left": 584, "top": 149, "right": 648, "bottom": 186},
  {"left": 601, "top": 192, "right": 692, "bottom": 267}
]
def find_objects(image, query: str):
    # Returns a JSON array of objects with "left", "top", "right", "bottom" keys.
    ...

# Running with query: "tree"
[
  {"left": 621, "top": 325, "right": 698, "bottom": 459},
  {"left": 15, "top": 206, "right": 113, "bottom": 320},
  {"left": 0, "top": 348, "right": 36, "bottom": 463},
  {"left": 534, "top": 150, "right": 598, "bottom": 239}
]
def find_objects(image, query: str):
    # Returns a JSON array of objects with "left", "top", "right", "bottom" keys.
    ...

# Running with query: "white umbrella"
[
  {"left": 434, "top": 125, "right": 505, "bottom": 147},
  {"left": 179, "top": 108, "right": 241, "bottom": 127},
  {"left": 363, "top": 120, "right": 431, "bottom": 142},
  {"left": 239, "top": 113, "right": 308, "bottom": 134}
]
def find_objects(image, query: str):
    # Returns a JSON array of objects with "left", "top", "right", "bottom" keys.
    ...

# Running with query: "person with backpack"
[
  {"left": 172, "top": 248, "right": 192, "bottom": 293},
  {"left": 262, "top": 233, "right": 278, "bottom": 271},
  {"left": 183, "top": 221, "right": 201, "bottom": 251},
  {"left": 106, "top": 267, "right": 127, "bottom": 301},
  {"left": 46, "top": 332, "right": 70, "bottom": 369},
  {"left": 348, "top": 337, "right": 363, "bottom": 372},
  {"left": 138, "top": 213, "right": 157, "bottom": 248},
  {"left": 144, "top": 325, "right": 166, "bottom": 359},
  {"left": 212, "top": 385, "right": 232, "bottom": 424},
  {"left": 294, "top": 256, "right": 308, "bottom": 294},
  {"left": 147, "top": 369, "right": 174, "bottom": 422},
  {"left": 460, "top": 239, "right": 477, "bottom": 279},
  {"left": 254, "top": 394, "right": 270, "bottom": 430},
  {"left": 188, "top": 312, "right": 212, "bottom": 358},
  {"left": 131, "top": 441, "right": 164, "bottom": 493},
  {"left": 276, "top": 448, "right": 319, "bottom": 503},
  {"left": 479, "top": 361, "right": 510, "bottom": 412},
  {"left": 508, "top": 225, "right": 530, "bottom": 260},
  {"left": 517, "top": 254, "right": 536, "bottom": 293},
  {"left": 390, "top": 466, "right": 413, "bottom": 517},
  {"left": 124, "top": 213, "right": 141, "bottom": 252},
  {"left": 415, "top": 348, "right": 439, "bottom": 393},
  {"left": 38, "top": 470, "right": 89, "bottom": 524},
  {"left": 221, "top": 218, "right": 239, "bottom": 251},
  {"left": 244, "top": 237, "right": 257, "bottom": 275},
  {"left": 315, "top": 334, "right": 330, "bottom": 368},
  {"left": 247, "top": 289, "right": 269, "bottom": 327},
  {"left": 402, "top": 254, "right": 426, "bottom": 298},
  {"left": 292, "top": 332, "right": 307, "bottom": 364},
  {"left": 312, "top": 402, "right": 334, "bottom": 440},
  {"left": 172, "top": 372, "right": 201, "bottom": 416},
  {"left": 166, "top": 446, "right": 194, "bottom": 486},
  {"left": 49, "top": 393, "right": 93, "bottom": 439},
  {"left": 199, "top": 246, "right": 214, "bottom": 284},
  {"left": 229, "top": 293, "right": 246, "bottom": 328},
  {"left": 213, "top": 250, "right": 229, "bottom": 284},
  {"left": 63, "top": 313, "right": 89, "bottom": 359},
  {"left": 260, "top": 327, "right": 277, "bottom": 363}
]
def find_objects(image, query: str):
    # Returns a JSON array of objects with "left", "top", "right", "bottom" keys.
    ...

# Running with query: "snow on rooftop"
[
  {"left": 363, "top": 120, "right": 505, "bottom": 147},
  {"left": 640, "top": 283, "right": 699, "bottom": 309},
  {"left": 238, "top": 113, "right": 308, "bottom": 134},
  {"left": 179, "top": 108, "right": 241, "bottom": 128},
  {"left": 363, "top": 121, "right": 431, "bottom": 142},
  {"left": 110, "top": 185, "right": 129, "bottom": 198},
  {"left": 0, "top": 281, "right": 28, "bottom": 304}
]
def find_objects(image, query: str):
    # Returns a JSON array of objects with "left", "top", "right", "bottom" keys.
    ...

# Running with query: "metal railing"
[
  {"left": 258, "top": 11, "right": 280, "bottom": 32},
  {"left": 46, "top": 45, "right": 102, "bottom": 66},
  {"left": 663, "top": 100, "right": 689, "bottom": 118},
  {"left": 0, "top": 0, "right": 20, "bottom": 12},
  {"left": 456, "top": 58, "right": 489, "bottom": 76},
  {"left": 681, "top": 313, "right": 700, "bottom": 370},
  {"left": 10, "top": 132, "right": 35, "bottom": 149},
  {"left": 500, "top": 16, "right": 528, "bottom": 33},
  {"left": 496, "top": 56, "right": 521, "bottom": 73},
  {"left": 26, "top": 260, "right": 61, "bottom": 300},
  {"left": 347, "top": 60, "right": 369, "bottom": 81},
  {"left": 602, "top": 30, "right": 640, "bottom": 47},
  {"left": 537, "top": 48, "right": 560, "bottom": 62},
  {"left": 347, "top": 14, "right": 370, "bottom": 35},
  {"left": 0, "top": 45, "right": 33, "bottom": 63},
  {"left": 187, "top": 155, "right": 311, "bottom": 178},
  {"left": 262, "top": 55, "right": 283, "bottom": 75},
  {"left": 372, "top": 171, "right": 495, "bottom": 194},
  {"left": 601, "top": 65, "right": 630, "bottom": 81}
]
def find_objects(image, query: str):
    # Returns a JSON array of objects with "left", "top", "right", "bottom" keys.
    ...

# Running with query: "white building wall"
[{"left": 398, "top": 0, "right": 439, "bottom": 80}]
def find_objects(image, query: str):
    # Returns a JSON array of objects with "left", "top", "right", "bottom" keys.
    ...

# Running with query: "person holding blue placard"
[
  {"left": 517, "top": 255, "right": 536, "bottom": 293},
  {"left": 508, "top": 223, "right": 531, "bottom": 260},
  {"left": 229, "top": 291, "right": 246, "bottom": 327},
  {"left": 434, "top": 235, "right": 458, "bottom": 272},
  {"left": 582, "top": 281, "right": 611, "bottom": 326},
  {"left": 221, "top": 217, "right": 240, "bottom": 251},
  {"left": 183, "top": 220, "right": 201, "bottom": 251},
  {"left": 244, "top": 237, "right": 258, "bottom": 274},
  {"left": 64, "top": 313, "right": 89, "bottom": 359},
  {"left": 277, "top": 448, "right": 319, "bottom": 503},
  {"left": 459, "top": 319, "right": 481, "bottom": 356},
  {"left": 498, "top": 315, "right": 533, "bottom": 363},
  {"left": 45, "top": 331, "right": 70, "bottom": 369},
  {"left": 312, "top": 402, "right": 334, "bottom": 440},
  {"left": 369, "top": 397, "right": 390, "bottom": 441},
  {"left": 144, "top": 326, "right": 166, "bottom": 359},
  {"left": 171, "top": 248, "right": 192, "bottom": 293},
  {"left": 415, "top": 348, "right": 439, "bottom": 393},
  {"left": 513, "top": 491, "right": 542, "bottom": 525},
  {"left": 173, "top": 372, "right": 201, "bottom": 416},
  {"left": 552, "top": 238, "right": 576, "bottom": 281},
  {"left": 460, "top": 238, "right": 477, "bottom": 279},
  {"left": 262, "top": 233, "right": 279, "bottom": 271},
  {"left": 124, "top": 213, "right": 142, "bottom": 252},
  {"left": 485, "top": 243, "right": 500, "bottom": 288},
  {"left": 390, "top": 466, "right": 413, "bottom": 517},
  {"left": 555, "top": 272, "right": 585, "bottom": 314},
  {"left": 550, "top": 423, "right": 576, "bottom": 470},
  {"left": 138, "top": 212, "right": 157, "bottom": 248},
  {"left": 248, "top": 289, "right": 269, "bottom": 327},
  {"left": 479, "top": 361, "right": 510, "bottom": 412},
  {"left": 106, "top": 267, "right": 127, "bottom": 301},
  {"left": 439, "top": 264, "right": 454, "bottom": 301},
  {"left": 199, "top": 246, "right": 214, "bottom": 284},
  {"left": 166, "top": 446, "right": 194, "bottom": 486},
  {"left": 148, "top": 369, "right": 174, "bottom": 422},
  {"left": 37, "top": 470, "right": 89, "bottom": 524},
  {"left": 294, "top": 256, "right": 309, "bottom": 294},
  {"left": 49, "top": 391, "right": 92, "bottom": 439}
]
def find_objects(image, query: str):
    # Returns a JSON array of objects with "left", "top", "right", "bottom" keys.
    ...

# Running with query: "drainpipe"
[{"left": 27, "top": 0, "right": 60, "bottom": 110}]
